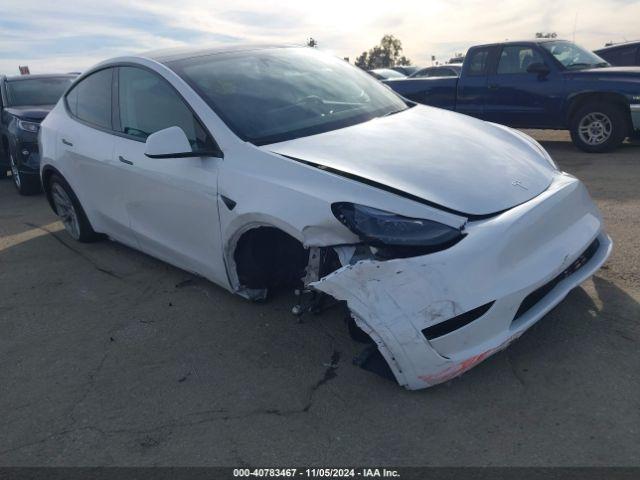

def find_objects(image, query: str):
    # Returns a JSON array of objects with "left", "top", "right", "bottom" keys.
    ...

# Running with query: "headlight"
[
  {"left": 332, "top": 203, "right": 464, "bottom": 255},
  {"left": 17, "top": 119, "right": 40, "bottom": 133}
]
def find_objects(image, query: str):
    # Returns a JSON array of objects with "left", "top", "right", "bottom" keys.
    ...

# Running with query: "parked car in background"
[
  {"left": 368, "top": 68, "right": 407, "bottom": 80},
  {"left": 391, "top": 65, "right": 420, "bottom": 76},
  {"left": 384, "top": 39, "right": 640, "bottom": 152},
  {"left": 0, "top": 73, "right": 76, "bottom": 194},
  {"left": 594, "top": 41, "right": 640, "bottom": 66},
  {"left": 409, "top": 65, "right": 462, "bottom": 78},
  {"left": 39, "top": 45, "right": 611, "bottom": 389}
]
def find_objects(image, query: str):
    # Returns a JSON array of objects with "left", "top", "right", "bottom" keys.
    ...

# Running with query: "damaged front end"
[{"left": 303, "top": 174, "right": 611, "bottom": 390}]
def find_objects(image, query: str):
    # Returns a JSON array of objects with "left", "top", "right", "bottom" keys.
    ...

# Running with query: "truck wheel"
[
  {"left": 10, "top": 152, "right": 42, "bottom": 195},
  {"left": 48, "top": 174, "right": 101, "bottom": 242},
  {"left": 570, "top": 103, "right": 628, "bottom": 153}
]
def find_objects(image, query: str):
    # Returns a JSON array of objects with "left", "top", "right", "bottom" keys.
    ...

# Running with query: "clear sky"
[{"left": 1, "top": 0, "right": 639, "bottom": 74}]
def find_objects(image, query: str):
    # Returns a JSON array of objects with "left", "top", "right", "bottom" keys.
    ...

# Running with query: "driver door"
[
  {"left": 112, "top": 66, "right": 226, "bottom": 284},
  {"left": 484, "top": 44, "right": 565, "bottom": 128}
]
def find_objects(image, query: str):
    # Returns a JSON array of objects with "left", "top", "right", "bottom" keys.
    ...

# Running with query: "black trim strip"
[
  {"left": 422, "top": 301, "right": 495, "bottom": 340},
  {"left": 276, "top": 154, "right": 501, "bottom": 221},
  {"left": 145, "top": 150, "right": 222, "bottom": 159},
  {"left": 513, "top": 238, "right": 601, "bottom": 321}
]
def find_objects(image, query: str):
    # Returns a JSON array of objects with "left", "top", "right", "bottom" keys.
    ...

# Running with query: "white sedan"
[{"left": 39, "top": 45, "right": 612, "bottom": 390}]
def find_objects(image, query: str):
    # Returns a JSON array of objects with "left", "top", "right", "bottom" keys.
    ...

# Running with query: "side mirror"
[
  {"left": 526, "top": 62, "right": 550, "bottom": 76},
  {"left": 144, "top": 126, "right": 222, "bottom": 159}
]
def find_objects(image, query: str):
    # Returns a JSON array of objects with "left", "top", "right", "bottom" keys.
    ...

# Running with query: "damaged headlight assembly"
[{"left": 331, "top": 202, "right": 465, "bottom": 258}]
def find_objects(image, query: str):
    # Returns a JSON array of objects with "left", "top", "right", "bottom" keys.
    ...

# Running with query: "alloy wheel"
[
  {"left": 578, "top": 112, "right": 613, "bottom": 146},
  {"left": 51, "top": 183, "right": 80, "bottom": 239},
  {"left": 9, "top": 153, "right": 21, "bottom": 189}
]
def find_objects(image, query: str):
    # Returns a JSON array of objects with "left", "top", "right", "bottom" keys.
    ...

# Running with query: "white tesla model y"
[{"left": 39, "top": 45, "right": 612, "bottom": 389}]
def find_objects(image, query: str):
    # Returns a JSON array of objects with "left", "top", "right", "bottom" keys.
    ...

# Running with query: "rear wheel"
[
  {"left": 10, "top": 152, "right": 42, "bottom": 195},
  {"left": 48, "top": 174, "right": 101, "bottom": 242},
  {"left": 570, "top": 102, "right": 628, "bottom": 153}
]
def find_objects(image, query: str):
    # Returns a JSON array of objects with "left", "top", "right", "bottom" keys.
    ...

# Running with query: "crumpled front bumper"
[{"left": 311, "top": 173, "right": 612, "bottom": 390}]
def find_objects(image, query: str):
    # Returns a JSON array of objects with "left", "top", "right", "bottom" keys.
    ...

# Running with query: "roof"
[
  {"left": 142, "top": 43, "right": 298, "bottom": 64},
  {"left": 471, "top": 38, "right": 567, "bottom": 49},
  {"left": 595, "top": 40, "right": 640, "bottom": 52},
  {"left": 3, "top": 73, "right": 78, "bottom": 82}
]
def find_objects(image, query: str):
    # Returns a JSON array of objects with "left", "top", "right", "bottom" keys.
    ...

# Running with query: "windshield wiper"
[
  {"left": 381, "top": 107, "right": 408, "bottom": 118},
  {"left": 566, "top": 62, "right": 591, "bottom": 69}
]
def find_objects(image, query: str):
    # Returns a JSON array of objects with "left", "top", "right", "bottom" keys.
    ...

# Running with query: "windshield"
[
  {"left": 168, "top": 47, "right": 408, "bottom": 145},
  {"left": 6, "top": 77, "right": 74, "bottom": 106},
  {"left": 542, "top": 41, "right": 609, "bottom": 70}
]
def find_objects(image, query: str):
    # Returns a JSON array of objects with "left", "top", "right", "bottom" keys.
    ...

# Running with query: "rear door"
[
  {"left": 58, "top": 68, "right": 138, "bottom": 246},
  {"left": 456, "top": 46, "right": 494, "bottom": 118},
  {"left": 483, "top": 44, "right": 565, "bottom": 128},
  {"left": 111, "top": 66, "right": 226, "bottom": 283}
]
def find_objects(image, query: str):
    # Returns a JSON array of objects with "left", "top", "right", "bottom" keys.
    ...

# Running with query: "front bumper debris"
[{"left": 311, "top": 173, "right": 612, "bottom": 390}]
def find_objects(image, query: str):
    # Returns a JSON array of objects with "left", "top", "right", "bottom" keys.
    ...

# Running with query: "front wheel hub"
[{"left": 578, "top": 112, "right": 613, "bottom": 146}]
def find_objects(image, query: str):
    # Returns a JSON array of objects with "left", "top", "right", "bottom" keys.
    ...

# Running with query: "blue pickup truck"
[{"left": 385, "top": 39, "right": 640, "bottom": 152}]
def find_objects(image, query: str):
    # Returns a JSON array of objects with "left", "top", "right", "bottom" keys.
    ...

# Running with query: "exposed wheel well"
[
  {"left": 233, "top": 226, "right": 310, "bottom": 293},
  {"left": 567, "top": 92, "right": 631, "bottom": 126}
]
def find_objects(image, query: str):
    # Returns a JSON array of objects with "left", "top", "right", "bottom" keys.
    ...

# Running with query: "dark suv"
[
  {"left": 1, "top": 74, "right": 76, "bottom": 194},
  {"left": 595, "top": 41, "right": 640, "bottom": 67}
]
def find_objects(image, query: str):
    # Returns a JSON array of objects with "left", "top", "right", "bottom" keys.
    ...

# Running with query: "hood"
[
  {"left": 265, "top": 106, "right": 555, "bottom": 217},
  {"left": 4, "top": 105, "right": 54, "bottom": 122},
  {"left": 564, "top": 66, "right": 640, "bottom": 79}
]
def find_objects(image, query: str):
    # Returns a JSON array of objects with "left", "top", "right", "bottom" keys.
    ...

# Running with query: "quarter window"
[
  {"left": 117, "top": 66, "right": 210, "bottom": 149},
  {"left": 67, "top": 68, "right": 112, "bottom": 129},
  {"left": 497, "top": 46, "right": 545, "bottom": 74}
]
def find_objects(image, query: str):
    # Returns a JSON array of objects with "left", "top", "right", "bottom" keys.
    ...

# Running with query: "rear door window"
[
  {"left": 67, "top": 68, "right": 113, "bottom": 129},
  {"left": 467, "top": 49, "right": 490, "bottom": 75}
]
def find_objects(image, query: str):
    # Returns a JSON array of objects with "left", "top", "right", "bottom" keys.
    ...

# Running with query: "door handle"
[
  {"left": 119, "top": 155, "right": 133, "bottom": 165},
  {"left": 61, "top": 138, "right": 73, "bottom": 146},
  {"left": 488, "top": 84, "right": 499, "bottom": 90}
]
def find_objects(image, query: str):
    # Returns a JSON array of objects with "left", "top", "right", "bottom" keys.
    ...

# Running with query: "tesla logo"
[{"left": 511, "top": 180, "right": 528, "bottom": 190}]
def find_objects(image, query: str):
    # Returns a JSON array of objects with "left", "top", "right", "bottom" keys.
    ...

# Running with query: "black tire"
[
  {"left": 9, "top": 151, "right": 42, "bottom": 195},
  {"left": 48, "top": 174, "right": 102, "bottom": 243},
  {"left": 0, "top": 167, "right": 7, "bottom": 179},
  {"left": 569, "top": 102, "right": 628, "bottom": 153}
]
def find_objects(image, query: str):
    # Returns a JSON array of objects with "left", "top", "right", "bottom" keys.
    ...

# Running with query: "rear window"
[
  {"left": 6, "top": 77, "right": 74, "bottom": 107},
  {"left": 599, "top": 46, "right": 639, "bottom": 66}
]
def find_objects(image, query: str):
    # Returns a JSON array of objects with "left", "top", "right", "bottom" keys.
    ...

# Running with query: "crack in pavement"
[
  {"left": 0, "top": 347, "right": 344, "bottom": 457},
  {"left": 24, "top": 222, "right": 123, "bottom": 279},
  {"left": 505, "top": 350, "right": 526, "bottom": 387}
]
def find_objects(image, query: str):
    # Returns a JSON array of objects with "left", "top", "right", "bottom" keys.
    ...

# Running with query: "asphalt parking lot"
[{"left": 0, "top": 131, "right": 638, "bottom": 466}]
